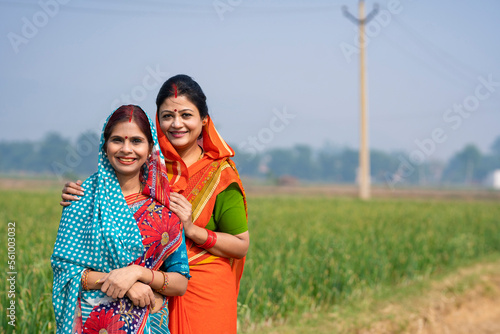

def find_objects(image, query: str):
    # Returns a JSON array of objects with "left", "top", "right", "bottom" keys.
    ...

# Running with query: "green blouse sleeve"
[{"left": 205, "top": 182, "right": 248, "bottom": 235}]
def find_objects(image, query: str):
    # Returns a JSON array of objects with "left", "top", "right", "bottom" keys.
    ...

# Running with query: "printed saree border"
[{"left": 191, "top": 160, "right": 232, "bottom": 224}]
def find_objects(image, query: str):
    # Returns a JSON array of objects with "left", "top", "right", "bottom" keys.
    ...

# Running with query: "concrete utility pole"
[{"left": 342, "top": 0, "right": 378, "bottom": 200}]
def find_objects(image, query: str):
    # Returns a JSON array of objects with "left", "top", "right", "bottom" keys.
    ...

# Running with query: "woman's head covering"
[
  {"left": 156, "top": 115, "right": 234, "bottom": 193},
  {"left": 51, "top": 105, "right": 170, "bottom": 333}
]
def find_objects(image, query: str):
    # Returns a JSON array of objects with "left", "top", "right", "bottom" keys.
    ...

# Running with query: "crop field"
[{"left": 1, "top": 188, "right": 500, "bottom": 333}]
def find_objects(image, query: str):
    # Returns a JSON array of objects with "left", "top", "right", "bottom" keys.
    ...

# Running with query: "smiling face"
[
  {"left": 158, "top": 95, "right": 207, "bottom": 153},
  {"left": 105, "top": 121, "right": 151, "bottom": 180}
]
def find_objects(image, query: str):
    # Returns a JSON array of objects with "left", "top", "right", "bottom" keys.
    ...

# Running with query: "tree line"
[
  {"left": 0, "top": 132, "right": 100, "bottom": 180},
  {"left": 1, "top": 131, "right": 500, "bottom": 187},
  {"left": 232, "top": 136, "right": 500, "bottom": 187}
]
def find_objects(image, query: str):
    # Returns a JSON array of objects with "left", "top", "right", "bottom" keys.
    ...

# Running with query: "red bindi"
[
  {"left": 125, "top": 136, "right": 128, "bottom": 139},
  {"left": 174, "top": 109, "right": 177, "bottom": 112}
]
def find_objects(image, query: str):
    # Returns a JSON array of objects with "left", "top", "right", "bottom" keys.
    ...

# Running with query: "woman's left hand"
[
  {"left": 126, "top": 282, "right": 155, "bottom": 309},
  {"left": 150, "top": 292, "right": 165, "bottom": 314},
  {"left": 169, "top": 192, "right": 193, "bottom": 231},
  {"left": 100, "top": 265, "right": 142, "bottom": 299}
]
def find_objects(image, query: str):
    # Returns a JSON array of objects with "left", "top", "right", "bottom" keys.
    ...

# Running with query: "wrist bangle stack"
[
  {"left": 155, "top": 271, "right": 169, "bottom": 293},
  {"left": 197, "top": 229, "right": 217, "bottom": 249},
  {"left": 81, "top": 269, "right": 91, "bottom": 290},
  {"left": 147, "top": 268, "right": 155, "bottom": 286}
]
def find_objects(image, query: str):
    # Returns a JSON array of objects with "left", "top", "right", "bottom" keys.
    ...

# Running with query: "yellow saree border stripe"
[
  {"left": 191, "top": 161, "right": 232, "bottom": 223},
  {"left": 188, "top": 249, "right": 208, "bottom": 263},
  {"left": 188, "top": 251, "right": 220, "bottom": 266},
  {"left": 190, "top": 162, "right": 222, "bottom": 219},
  {"left": 196, "top": 255, "right": 219, "bottom": 265}
]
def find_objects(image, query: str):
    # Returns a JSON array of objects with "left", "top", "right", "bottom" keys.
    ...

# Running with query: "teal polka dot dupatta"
[{"left": 51, "top": 106, "right": 182, "bottom": 334}]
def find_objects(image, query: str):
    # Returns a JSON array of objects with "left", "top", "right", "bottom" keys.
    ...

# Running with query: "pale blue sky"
[{"left": 1, "top": 0, "right": 499, "bottom": 161}]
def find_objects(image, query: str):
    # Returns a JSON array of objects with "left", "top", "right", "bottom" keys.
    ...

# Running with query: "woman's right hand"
[
  {"left": 60, "top": 180, "right": 84, "bottom": 207},
  {"left": 125, "top": 282, "right": 156, "bottom": 309},
  {"left": 169, "top": 192, "right": 194, "bottom": 232}
]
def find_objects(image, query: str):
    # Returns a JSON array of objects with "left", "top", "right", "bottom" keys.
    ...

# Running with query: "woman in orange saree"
[
  {"left": 61, "top": 75, "right": 249, "bottom": 333},
  {"left": 156, "top": 75, "right": 249, "bottom": 334}
]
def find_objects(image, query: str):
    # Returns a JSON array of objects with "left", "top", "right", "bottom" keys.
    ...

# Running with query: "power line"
[
  {"left": 391, "top": 16, "right": 483, "bottom": 83},
  {"left": 0, "top": 0, "right": 343, "bottom": 16},
  {"left": 379, "top": 29, "right": 472, "bottom": 88},
  {"left": 0, "top": 0, "right": 213, "bottom": 16},
  {"left": 393, "top": 17, "right": 484, "bottom": 78}
]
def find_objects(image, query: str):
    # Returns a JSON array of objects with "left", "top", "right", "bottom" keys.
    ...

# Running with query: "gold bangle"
[
  {"left": 81, "top": 269, "right": 91, "bottom": 290},
  {"left": 155, "top": 271, "right": 169, "bottom": 293}
]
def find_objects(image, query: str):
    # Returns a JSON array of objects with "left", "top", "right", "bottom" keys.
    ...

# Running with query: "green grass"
[
  {"left": 238, "top": 196, "right": 500, "bottom": 330},
  {"left": 0, "top": 190, "right": 61, "bottom": 333},
  {"left": 1, "top": 190, "right": 499, "bottom": 333}
]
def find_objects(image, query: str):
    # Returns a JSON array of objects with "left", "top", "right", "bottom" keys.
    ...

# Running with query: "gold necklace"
[
  {"left": 198, "top": 146, "right": 204, "bottom": 161},
  {"left": 133, "top": 183, "right": 144, "bottom": 202}
]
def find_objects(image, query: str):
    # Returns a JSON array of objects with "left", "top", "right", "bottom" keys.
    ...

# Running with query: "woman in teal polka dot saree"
[{"left": 51, "top": 105, "right": 190, "bottom": 334}]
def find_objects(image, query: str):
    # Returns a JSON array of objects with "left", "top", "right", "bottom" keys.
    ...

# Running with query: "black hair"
[
  {"left": 103, "top": 105, "right": 153, "bottom": 151},
  {"left": 156, "top": 74, "right": 209, "bottom": 119}
]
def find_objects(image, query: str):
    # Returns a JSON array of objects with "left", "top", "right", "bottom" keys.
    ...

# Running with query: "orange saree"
[{"left": 156, "top": 116, "right": 247, "bottom": 334}]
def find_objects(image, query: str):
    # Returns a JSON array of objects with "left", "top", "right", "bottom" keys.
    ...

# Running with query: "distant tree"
[
  {"left": 476, "top": 155, "right": 500, "bottom": 181},
  {"left": 424, "top": 159, "right": 446, "bottom": 185},
  {"left": 318, "top": 150, "right": 341, "bottom": 182},
  {"left": 472, "top": 134, "right": 500, "bottom": 181},
  {"left": 231, "top": 145, "right": 261, "bottom": 177},
  {"left": 491, "top": 135, "right": 500, "bottom": 156},
  {"left": 292, "top": 144, "right": 318, "bottom": 180},
  {"left": 370, "top": 149, "right": 399, "bottom": 184},
  {"left": 0, "top": 141, "right": 35, "bottom": 172},
  {"left": 267, "top": 148, "right": 296, "bottom": 177},
  {"left": 318, "top": 147, "right": 358, "bottom": 183},
  {"left": 442, "top": 144, "right": 482, "bottom": 184},
  {"left": 72, "top": 131, "right": 100, "bottom": 177},
  {"left": 339, "top": 148, "right": 358, "bottom": 183},
  {"left": 37, "top": 132, "right": 71, "bottom": 175}
]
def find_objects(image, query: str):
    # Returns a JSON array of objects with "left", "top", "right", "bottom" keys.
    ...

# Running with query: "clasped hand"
[
  {"left": 99, "top": 265, "right": 161, "bottom": 312},
  {"left": 100, "top": 265, "right": 141, "bottom": 298}
]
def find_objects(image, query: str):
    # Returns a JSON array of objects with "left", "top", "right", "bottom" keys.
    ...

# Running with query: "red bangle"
[
  {"left": 197, "top": 229, "right": 217, "bottom": 249},
  {"left": 208, "top": 230, "right": 217, "bottom": 248},
  {"left": 197, "top": 229, "right": 212, "bottom": 248},
  {"left": 147, "top": 269, "right": 154, "bottom": 286}
]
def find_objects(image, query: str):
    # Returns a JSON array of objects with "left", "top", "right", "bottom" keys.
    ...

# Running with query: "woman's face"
[
  {"left": 105, "top": 121, "right": 151, "bottom": 179},
  {"left": 158, "top": 95, "right": 206, "bottom": 152}
]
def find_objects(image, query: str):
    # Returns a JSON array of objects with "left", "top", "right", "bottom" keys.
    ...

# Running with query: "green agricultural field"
[{"left": 1, "top": 189, "right": 499, "bottom": 333}]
